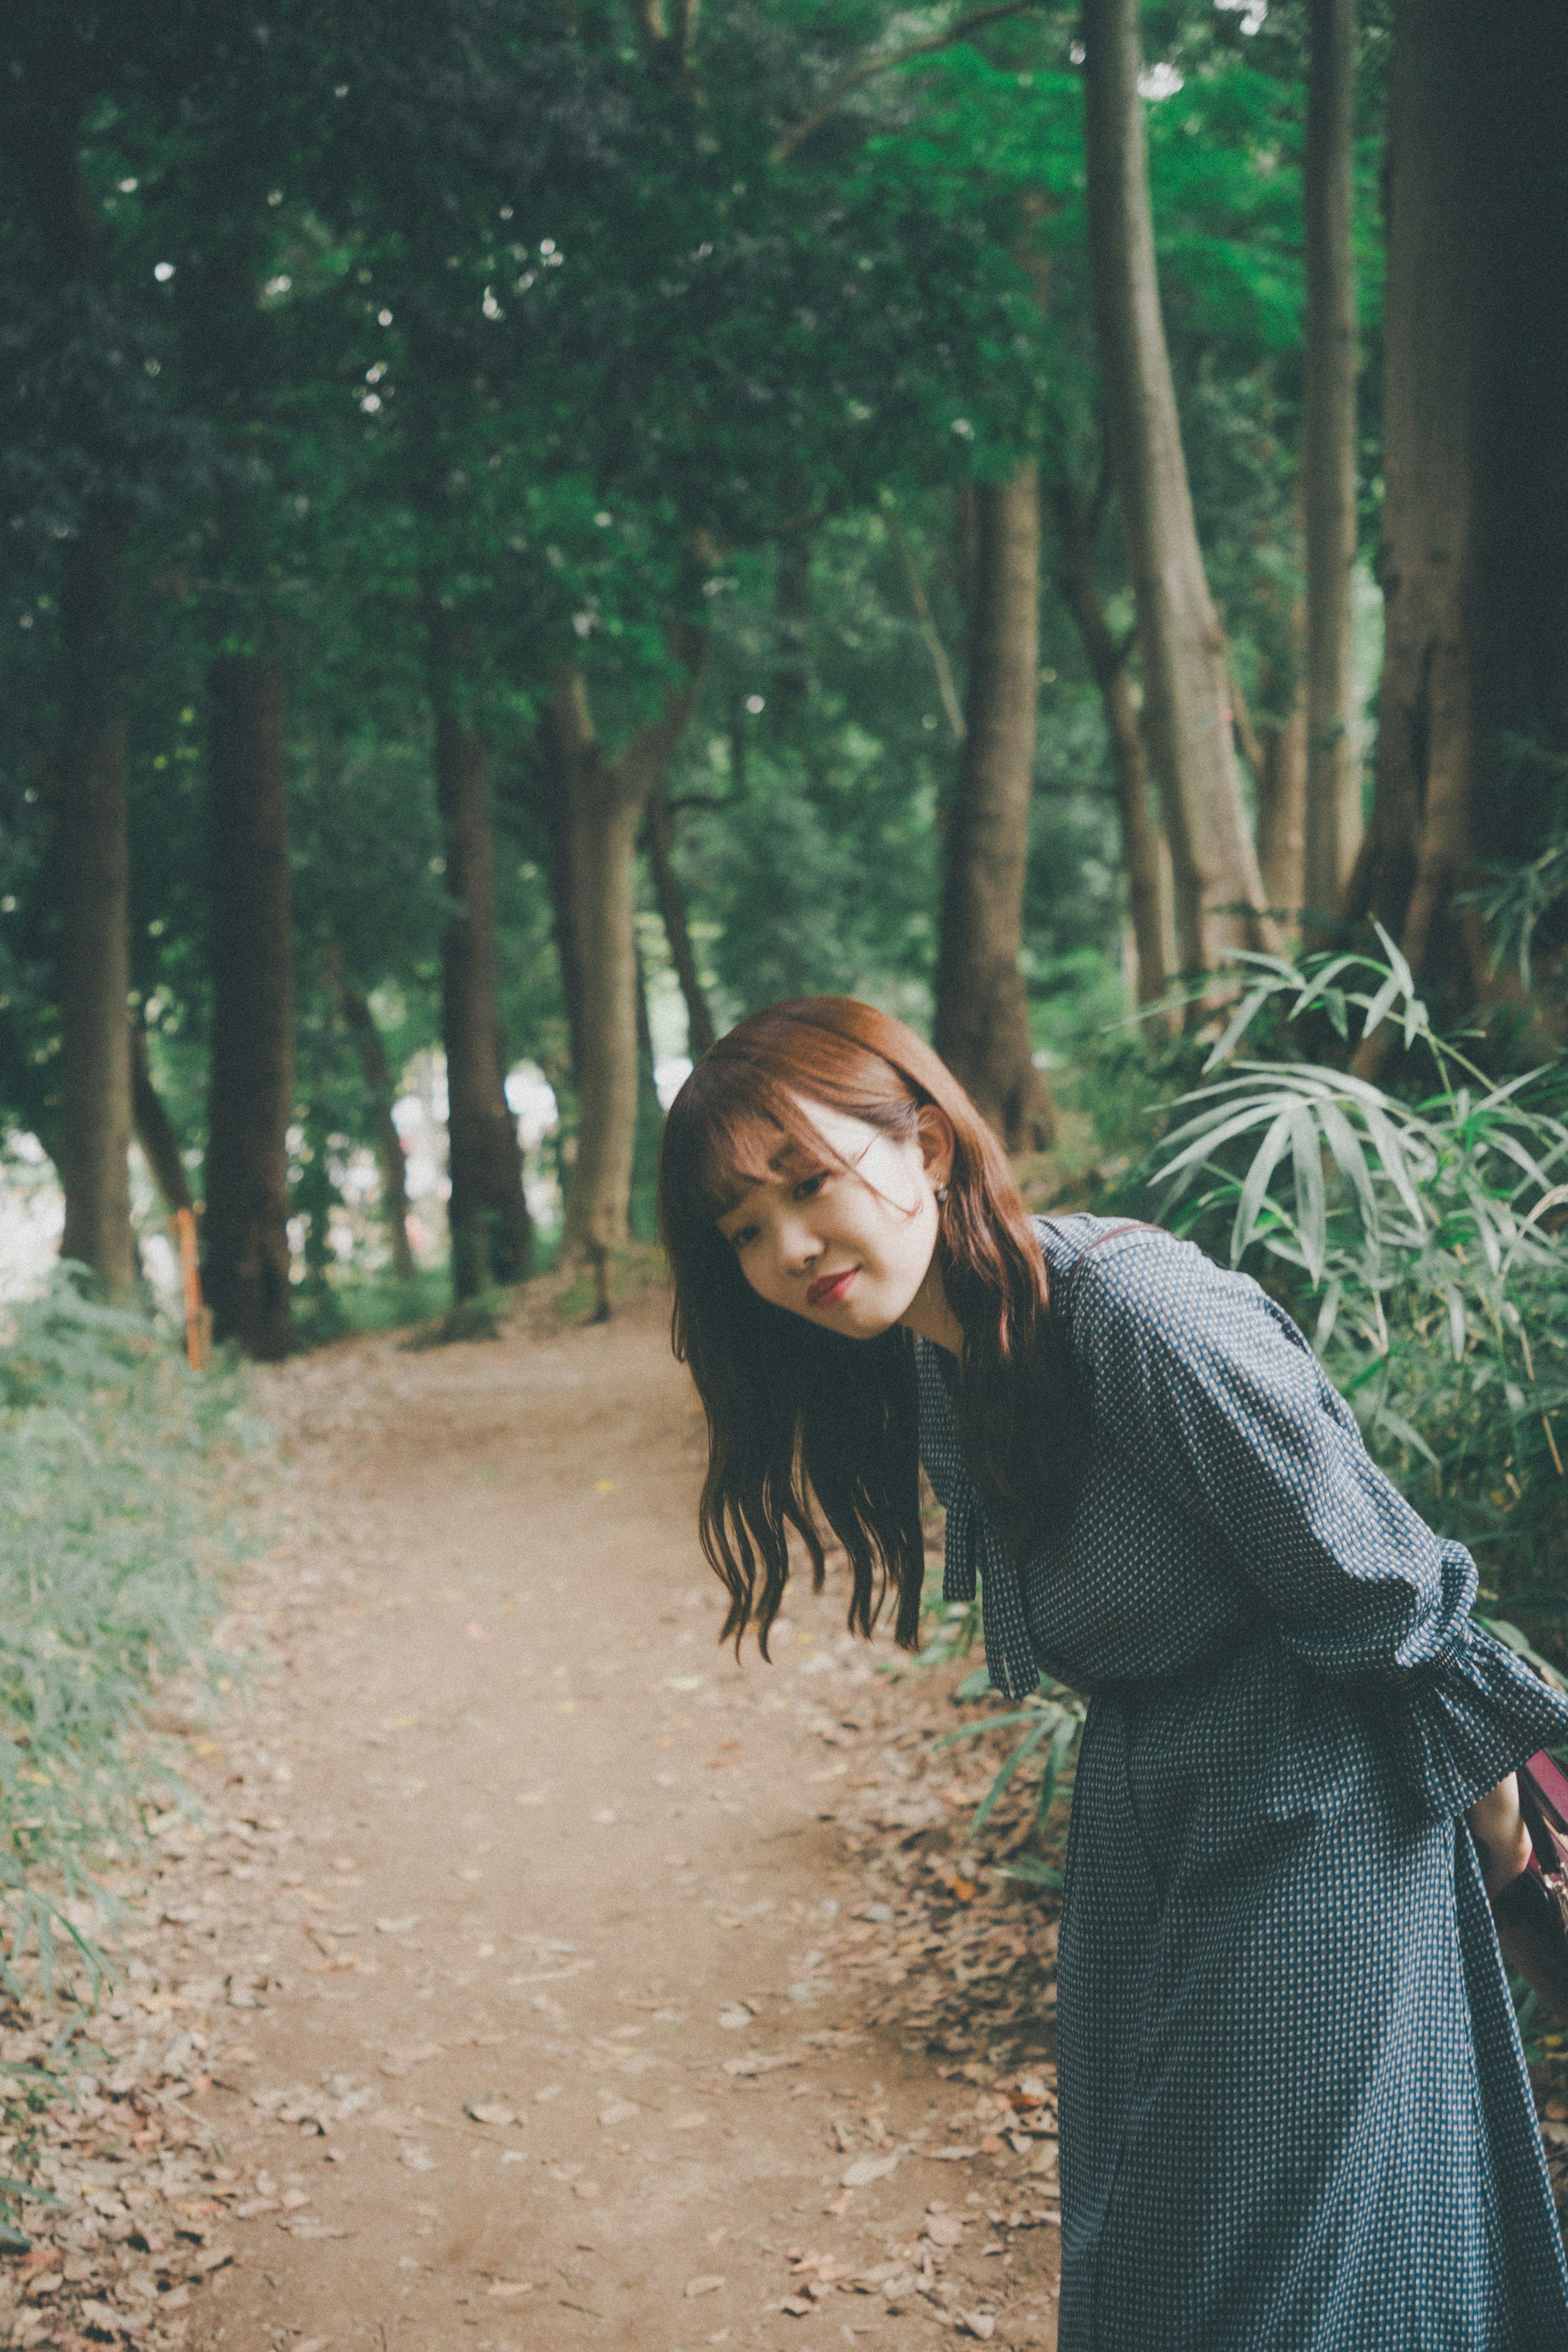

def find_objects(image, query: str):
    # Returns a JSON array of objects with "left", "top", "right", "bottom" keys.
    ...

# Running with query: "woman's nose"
[{"left": 776, "top": 1213, "right": 821, "bottom": 1269}]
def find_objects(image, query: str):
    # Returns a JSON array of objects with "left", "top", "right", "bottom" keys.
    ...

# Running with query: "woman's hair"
[{"left": 658, "top": 996, "right": 1071, "bottom": 1660}]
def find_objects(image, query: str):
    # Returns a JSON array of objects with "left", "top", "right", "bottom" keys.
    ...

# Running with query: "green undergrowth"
[{"left": 0, "top": 1273, "right": 265, "bottom": 1998}]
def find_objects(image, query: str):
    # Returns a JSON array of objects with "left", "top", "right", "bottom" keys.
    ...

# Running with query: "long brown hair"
[{"left": 658, "top": 997, "right": 1071, "bottom": 1659}]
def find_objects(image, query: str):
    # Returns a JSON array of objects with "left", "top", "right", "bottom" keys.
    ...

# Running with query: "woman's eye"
[
  {"left": 794, "top": 1172, "right": 826, "bottom": 1201},
  {"left": 727, "top": 1225, "right": 758, "bottom": 1252}
]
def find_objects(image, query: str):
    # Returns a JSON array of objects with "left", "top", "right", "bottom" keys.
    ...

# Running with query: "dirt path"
[{"left": 32, "top": 1286, "right": 1063, "bottom": 2350}]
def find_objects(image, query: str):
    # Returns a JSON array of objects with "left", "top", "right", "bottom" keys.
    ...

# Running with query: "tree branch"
[
  {"left": 883, "top": 496, "right": 967, "bottom": 742},
  {"left": 771, "top": 2, "right": 1046, "bottom": 163}
]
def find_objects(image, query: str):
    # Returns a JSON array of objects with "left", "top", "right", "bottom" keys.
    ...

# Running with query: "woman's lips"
[{"left": 806, "top": 1266, "right": 856, "bottom": 1307}]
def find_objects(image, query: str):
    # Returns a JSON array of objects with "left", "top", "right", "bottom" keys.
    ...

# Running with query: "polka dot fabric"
[{"left": 916, "top": 1215, "right": 1568, "bottom": 2350}]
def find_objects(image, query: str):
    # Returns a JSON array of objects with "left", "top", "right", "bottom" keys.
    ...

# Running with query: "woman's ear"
[{"left": 916, "top": 1106, "right": 956, "bottom": 1191}]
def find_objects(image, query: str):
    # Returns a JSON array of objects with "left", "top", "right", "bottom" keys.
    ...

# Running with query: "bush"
[{"left": 0, "top": 1275, "right": 260, "bottom": 1991}]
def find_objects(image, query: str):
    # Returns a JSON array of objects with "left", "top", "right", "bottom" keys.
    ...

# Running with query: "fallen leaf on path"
[
  {"left": 573, "top": 2179, "right": 601, "bottom": 2200},
  {"left": 840, "top": 2153, "right": 901, "bottom": 2189},
  {"left": 467, "top": 2101, "right": 516, "bottom": 2127},
  {"left": 534, "top": 2084, "right": 563, "bottom": 2103},
  {"left": 664, "top": 1675, "right": 706, "bottom": 1692},
  {"left": 717, "top": 2004, "right": 753, "bottom": 2031},
  {"left": 400, "top": 2148, "right": 438, "bottom": 2172},
  {"left": 924, "top": 2146, "right": 977, "bottom": 2162},
  {"left": 488, "top": 2281, "right": 535, "bottom": 2299},
  {"left": 597, "top": 2101, "right": 639, "bottom": 2127},
  {"left": 669, "top": 2110, "right": 708, "bottom": 2130},
  {"left": 466, "top": 1622, "right": 488, "bottom": 1640},
  {"left": 923, "top": 2217, "right": 965, "bottom": 2248},
  {"left": 295, "top": 2339, "right": 333, "bottom": 2352},
  {"left": 685, "top": 2274, "right": 726, "bottom": 2298},
  {"left": 780, "top": 2297, "right": 814, "bottom": 2317},
  {"left": 375, "top": 1916, "right": 419, "bottom": 1935},
  {"left": 953, "top": 2315, "right": 996, "bottom": 2340},
  {"left": 234, "top": 2198, "right": 280, "bottom": 2220}
]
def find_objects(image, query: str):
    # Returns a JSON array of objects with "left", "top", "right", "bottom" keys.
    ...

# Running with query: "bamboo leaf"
[
  {"left": 970, "top": 1715, "right": 1051, "bottom": 1835},
  {"left": 1289, "top": 1105, "right": 1328, "bottom": 1284},
  {"left": 1230, "top": 1110, "right": 1293, "bottom": 1264}
]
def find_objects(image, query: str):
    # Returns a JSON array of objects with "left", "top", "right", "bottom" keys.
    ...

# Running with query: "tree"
[
  {"left": 425, "top": 605, "right": 532, "bottom": 1298},
  {"left": 1081, "top": 0, "right": 1274, "bottom": 980},
  {"left": 934, "top": 470, "right": 1056, "bottom": 1146},
  {"left": 1350, "top": 0, "right": 1568, "bottom": 1020},
  {"left": 1301, "top": 0, "right": 1361, "bottom": 932},
  {"left": 552, "top": 629, "right": 706, "bottom": 1258},
  {"left": 10, "top": 78, "right": 136, "bottom": 1289},
  {"left": 1047, "top": 461, "right": 1165, "bottom": 1005},
  {"left": 203, "top": 636, "right": 294, "bottom": 1358}
]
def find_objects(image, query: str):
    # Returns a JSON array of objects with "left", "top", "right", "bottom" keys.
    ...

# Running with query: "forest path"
[{"left": 166, "top": 1282, "right": 1060, "bottom": 2352}]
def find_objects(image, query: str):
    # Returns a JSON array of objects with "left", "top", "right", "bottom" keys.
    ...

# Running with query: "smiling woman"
[
  {"left": 659, "top": 994, "right": 1568, "bottom": 2352},
  {"left": 658, "top": 996, "right": 1080, "bottom": 1664}
]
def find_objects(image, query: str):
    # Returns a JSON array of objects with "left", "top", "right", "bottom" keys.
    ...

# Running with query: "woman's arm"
[{"left": 1468, "top": 1772, "right": 1531, "bottom": 1897}]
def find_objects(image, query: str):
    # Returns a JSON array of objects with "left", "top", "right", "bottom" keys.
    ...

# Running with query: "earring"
[{"left": 935, "top": 1182, "right": 950, "bottom": 1203}]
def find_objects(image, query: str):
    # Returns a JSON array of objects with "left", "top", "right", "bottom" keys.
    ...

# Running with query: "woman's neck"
[{"left": 899, "top": 1258, "right": 964, "bottom": 1355}]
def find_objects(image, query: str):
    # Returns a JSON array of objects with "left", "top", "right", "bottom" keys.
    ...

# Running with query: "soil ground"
[{"left": 20, "top": 1283, "right": 1062, "bottom": 2351}]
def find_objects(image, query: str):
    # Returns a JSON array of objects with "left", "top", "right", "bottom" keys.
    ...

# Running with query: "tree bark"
[
  {"left": 55, "top": 517, "right": 136, "bottom": 1288},
  {"left": 129, "top": 1024, "right": 193, "bottom": 1216},
  {"left": 1081, "top": 0, "right": 1274, "bottom": 978},
  {"left": 425, "top": 608, "right": 532, "bottom": 1300},
  {"left": 1256, "top": 694, "right": 1308, "bottom": 919},
  {"left": 1048, "top": 467, "right": 1166, "bottom": 1005},
  {"left": 1352, "top": 0, "right": 1568, "bottom": 1024},
  {"left": 1302, "top": 0, "right": 1362, "bottom": 932},
  {"left": 204, "top": 640, "right": 294, "bottom": 1359},
  {"left": 15, "top": 106, "right": 137, "bottom": 1286},
  {"left": 321, "top": 946, "right": 416, "bottom": 1283},
  {"left": 933, "top": 470, "right": 1056, "bottom": 1149},
  {"left": 645, "top": 785, "right": 716, "bottom": 1060},
  {"left": 552, "top": 629, "right": 706, "bottom": 1257}
]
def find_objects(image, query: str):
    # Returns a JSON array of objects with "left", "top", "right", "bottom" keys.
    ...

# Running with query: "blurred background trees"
[{"left": 2, "top": 0, "right": 1564, "bottom": 1366}]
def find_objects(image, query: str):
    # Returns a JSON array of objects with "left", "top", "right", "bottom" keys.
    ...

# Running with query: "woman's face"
[{"left": 715, "top": 1095, "right": 953, "bottom": 1342}]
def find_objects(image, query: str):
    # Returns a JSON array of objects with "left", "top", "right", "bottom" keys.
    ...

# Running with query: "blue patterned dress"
[{"left": 915, "top": 1214, "right": 1568, "bottom": 2351}]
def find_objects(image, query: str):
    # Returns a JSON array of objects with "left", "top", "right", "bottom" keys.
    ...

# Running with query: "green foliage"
[
  {"left": 0, "top": 1277, "right": 258, "bottom": 1993},
  {"left": 1149, "top": 943, "right": 1568, "bottom": 1644}
]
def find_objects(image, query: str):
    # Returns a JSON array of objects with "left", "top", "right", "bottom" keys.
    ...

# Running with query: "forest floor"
[{"left": 3, "top": 1276, "right": 1067, "bottom": 2352}]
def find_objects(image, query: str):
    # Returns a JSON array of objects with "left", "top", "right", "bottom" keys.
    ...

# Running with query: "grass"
[{"left": 0, "top": 1273, "right": 263, "bottom": 1996}]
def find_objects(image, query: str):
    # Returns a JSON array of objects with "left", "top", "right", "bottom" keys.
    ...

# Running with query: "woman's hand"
[{"left": 1468, "top": 1773, "right": 1532, "bottom": 1898}]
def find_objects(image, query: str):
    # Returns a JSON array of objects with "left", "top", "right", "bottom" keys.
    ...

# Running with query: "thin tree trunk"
[
  {"left": 1347, "top": 0, "right": 1475, "bottom": 1025},
  {"left": 16, "top": 113, "right": 136, "bottom": 1287},
  {"left": 553, "top": 630, "right": 706, "bottom": 1258},
  {"left": 204, "top": 639, "right": 294, "bottom": 1359},
  {"left": 1302, "top": 0, "right": 1362, "bottom": 932},
  {"left": 129, "top": 1024, "right": 193, "bottom": 1216},
  {"left": 1049, "top": 468, "right": 1166, "bottom": 1005},
  {"left": 1082, "top": 0, "right": 1274, "bottom": 979},
  {"left": 56, "top": 517, "right": 135, "bottom": 1287},
  {"left": 646, "top": 785, "right": 716, "bottom": 1059},
  {"left": 934, "top": 469, "right": 1056, "bottom": 1150},
  {"left": 425, "top": 608, "right": 532, "bottom": 1301},
  {"left": 885, "top": 501, "right": 967, "bottom": 743},
  {"left": 1256, "top": 698, "right": 1308, "bottom": 919},
  {"left": 322, "top": 947, "right": 415, "bottom": 1283}
]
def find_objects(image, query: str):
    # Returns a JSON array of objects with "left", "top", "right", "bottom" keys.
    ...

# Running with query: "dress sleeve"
[{"left": 1071, "top": 1233, "right": 1568, "bottom": 1818}]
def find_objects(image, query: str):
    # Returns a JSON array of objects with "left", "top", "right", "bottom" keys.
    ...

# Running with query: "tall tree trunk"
[
  {"left": 129, "top": 1024, "right": 193, "bottom": 1216},
  {"left": 1049, "top": 467, "right": 1166, "bottom": 1005},
  {"left": 1352, "top": 0, "right": 1568, "bottom": 1030},
  {"left": 933, "top": 469, "right": 1056, "bottom": 1150},
  {"left": 552, "top": 630, "right": 706, "bottom": 1257},
  {"left": 1302, "top": 0, "right": 1362, "bottom": 932},
  {"left": 1082, "top": 0, "right": 1274, "bottom": 979},
  {"left": 16, "top": 109, "right": 137, "bottom": 1286},
  {"left": 425, "top": 608, "right": 532, "bottom": 1301},
  {"left": 645, "top": 785, "right": 716, "bottom": 1059},
  {"left": 322, "top": 947, "right": 415, "bottom": 1282},
  {"left": 1256, "top": 695, "right": 1308, "bottom": 919},
  {"left": 56, "top": 517, "right": 135, "bottom": 1287},
  {"left": 204, "top": 639, "right": 294, "bottom": 1359}
]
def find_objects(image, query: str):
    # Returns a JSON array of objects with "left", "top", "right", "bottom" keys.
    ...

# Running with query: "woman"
[{"left": 659, "top": 995, "right": 1568, "bottom": 2351}]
